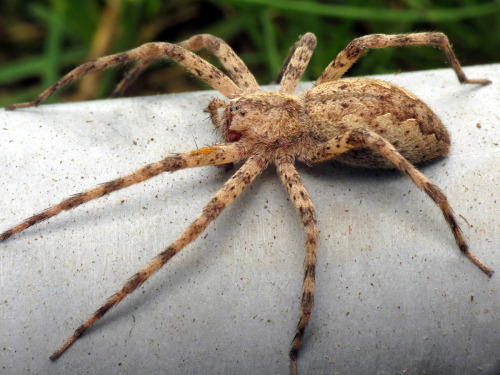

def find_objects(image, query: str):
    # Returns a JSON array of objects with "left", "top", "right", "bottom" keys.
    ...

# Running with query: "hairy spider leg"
[
  {"left": 111, "top": 57, "right": 155, "bottom": 97},
  {"left": 316, "top": 32, "right": 491, "bottom": 86},
  {"left": 303, "top": 128, "right": 493, "bottom": 277},
  {"left": 178, "top": 34, "right": 260, "bottom": 91},
  {"left": 275, "top": 156, "right": 319, "bottom": 375},
  {"left": 6, "top": 41, "right": 241, "bottom": 110},
  {"left": 0, "top": 144, "right": 243, "bottom": 242},
  {"left": 113, "top": 33, "right": 261, "bottom": 98},
  {"left": 50, "top": 154, "right": 268, "bottom": 359},
  {"left": 277, "top": 33, "right": 317, "bottom": 94}
]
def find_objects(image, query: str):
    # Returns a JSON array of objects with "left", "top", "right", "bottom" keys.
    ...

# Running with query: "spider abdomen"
[{"left": 303, "top": 78, "right": 450, "bottom": 168}]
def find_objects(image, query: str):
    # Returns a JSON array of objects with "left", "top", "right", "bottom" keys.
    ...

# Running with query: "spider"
[{"left": 1, "top": 32, "right": 494, "bottom": 374}]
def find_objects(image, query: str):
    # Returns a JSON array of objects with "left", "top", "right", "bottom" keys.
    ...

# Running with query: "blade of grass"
[
  {"left": 43, "top": 0, "right": 66, "bottom": 87},
  {"left": 260, "top": 9, "right": 281, "bottom": 75}
]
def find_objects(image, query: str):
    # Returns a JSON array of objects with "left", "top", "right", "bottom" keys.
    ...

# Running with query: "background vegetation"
[{"left": 1, "top": 0, "right": 499, "bottom": 107}]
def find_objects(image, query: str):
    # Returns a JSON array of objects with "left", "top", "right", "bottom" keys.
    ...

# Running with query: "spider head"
[{"left": 218, "top": 92, "right": 303, "bottom": 148}]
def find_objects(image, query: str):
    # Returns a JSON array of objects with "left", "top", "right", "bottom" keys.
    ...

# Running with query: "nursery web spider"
[{"left": 1, "top": 32, "right": 493, "bottom": 374}]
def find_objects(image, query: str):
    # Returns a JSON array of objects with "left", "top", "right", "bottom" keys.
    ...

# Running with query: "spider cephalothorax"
[
  {"left": 1, "top": 32, "right": 493, "bottom": 375},
  {"left": 214, "top": 92, "right": 305, "bottom": 151}
]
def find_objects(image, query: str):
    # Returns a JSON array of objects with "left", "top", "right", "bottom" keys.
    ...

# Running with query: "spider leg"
[
  {"left": 207, "top": 98, "right": 228, "bottom": 131},
  {"left": 277, "top": 33, "right": 317, "bottom": 94},
  {"left": 316, "top": 32, "right": 491, "bottom": 86},
  {"left": 112, "top": 34, "right": 260, "bottom": 98},
  {"left": 49, "top": 154, "right": 267, "bottom": 360},
  {"left": 6, "top": 42, "right": 239, "bottom": 110},
  {"left": 275, "top": 156, "right": 319, "bottom": 375},
  {"left": 303, "top": 128, "right": 493, "bottom": 276},
  {"left": 178, "top": 34, "right": 259, "bottom": 91},
  {"left": 0, "top": 144, "right": 243, "bottom": 242},
  {"left": 111, "top": 57, "right": 155, "bottom": 97}
]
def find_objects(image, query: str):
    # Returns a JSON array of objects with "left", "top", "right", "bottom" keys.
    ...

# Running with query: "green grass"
[{"left": 1, "top": 0, "right": 499, "bottom": 107}]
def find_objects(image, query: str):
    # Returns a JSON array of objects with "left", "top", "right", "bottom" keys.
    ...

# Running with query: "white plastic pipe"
[{"left": 1, "top": 65, "right": 499, "bottom": 374}]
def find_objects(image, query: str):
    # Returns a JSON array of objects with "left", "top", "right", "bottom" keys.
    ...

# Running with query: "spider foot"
[
  {"left": 5, "top": 100, "right": 39, "bottom": 110},
  {"left": 465, "top": 250, "right": 494, "bottom": 277},
  {"left": 461, "top": 77, "right": 491, "bottom": 85}
]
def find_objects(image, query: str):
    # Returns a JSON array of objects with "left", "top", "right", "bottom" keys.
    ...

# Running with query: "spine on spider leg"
[
  {"left": 49, "top": 155, "right": 266, "bottom": 360},
  {"left": 0, "top": 145, "right": 242, "bottom": 242},
  {"left": 421, "top": 182, "right": 494, "bottom": 277},
  {"left": 361, "top": 131, "right": 495, "bottom": 277},
  {"left": 50, "top": 244, "right": 178, "bottom": 360},
  {"left": 6, "top": 57, "right": 121, "bottom": 110},
  {"left": 0, "top": 169, "right": 168, "bottom": 242},
  {"left": 275, "top": 158, "right": 319, "bottom": 375},
  {"left": 390, "top": 153, "right": 494, "bottom": 277}
]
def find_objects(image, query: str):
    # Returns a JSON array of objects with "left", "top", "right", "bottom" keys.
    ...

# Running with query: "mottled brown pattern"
[
  {"left": 303, "top": 78, "right": 451, "bottom": 168},
  {"left": 6, "top": 41, "right": 240, "bottom": 110},
  {"left": 316, "top": 32, "right": 491, "bottom": 86},
  {"left": 179, "top": 34, "right": 259, "bottom": 92},
  {"left": 276, "top": 156, "right": 319, "bottom": 375},
  {"left": 0, "top": 145, "right": 242, "bottom": 241},
  {"left": 111, "top": 58, "right": 154, "bottom": 97},
  {"left": 1, "top": 32, "right": 492, "bottom": 375},
  {"left": 278, "top": 33, "right": 317, "bottom": 94},
  {"left": 49, "top": 155, "right": 265, "bottom": 361}
]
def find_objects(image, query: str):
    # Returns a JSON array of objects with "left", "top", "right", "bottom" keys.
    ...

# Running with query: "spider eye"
[{"left": 231, "top": 105, "right": 245, "bottom": 116}]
